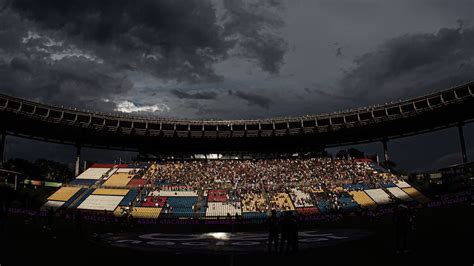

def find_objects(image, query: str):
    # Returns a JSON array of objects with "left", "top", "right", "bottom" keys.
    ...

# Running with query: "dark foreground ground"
[{"left": 1, "top": 202, "right": 473, "bottom": 266}]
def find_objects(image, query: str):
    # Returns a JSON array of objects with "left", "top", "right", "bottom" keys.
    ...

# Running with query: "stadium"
[
  {"left": 1, "top": 82, "right": 473, "bottom": 265},
  {"left": 0, "top": 1, "right": 473, "bottom": 265}
]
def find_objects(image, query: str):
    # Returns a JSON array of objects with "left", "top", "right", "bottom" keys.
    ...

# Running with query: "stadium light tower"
[
  {"left": 382, "top": 139, "right": 389, "bottom": 162},
  {"left": 75, "top": 144, "right": 82, "bottom": 176},
  {"left": 0, "top": 130, "right": 5, "bottom": 168},
  {"left": 458, "top": 122, "right": 468, "bottom": 163}
]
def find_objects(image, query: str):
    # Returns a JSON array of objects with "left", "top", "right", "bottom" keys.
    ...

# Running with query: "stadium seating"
[
  {"left": 296, "top": 207, "right": 319, "bottom": 215},
  {"left": 41, "top": 200, "right": 64, "bottom": 211},
  {"left": 402, "top": 187, "right": 430, "bottom": 203},
  {"left": 119, "top": 189, "right": 139, "bottom": 206},
  {"left": 349, "top": 191, "right": 377, "bottom": 209},
  {"left": 317, "top": 198, "right": 331, "bottom": 213},
  {"left": 48, "top": 187, "right": 82, "bottom": 201},
  {"left": 364, "top": 189, "right": 393, "bottom": 205},
  {"left": 130, "top": 207, "right": 162, "bottom": 219},
  {"left": 207, "top": 189, "right": 228, "bottom": 202},
  {"left": 93, "top": 188, "right": 129, "bottom": 196},
  {"left": 76, "top": 167, "right": 111, "bottom": 180},
  {"left": 102, "top": 173, "right": 132, "bottom": 187},
  {"left": 127, "top": 179, "right": 147, "bottom": 187},
  {"left": 241, "top": 194, "right": 266, "bottom": 212},
  {"left": 69, "top": 179, "right": 97, "bottom": 186},
  {"left": 395, "top": 181, "right": 411, "bottom": 188},
  {"left": 153, "top": 190, "right": 198, "bottom": 197},
  {"left": 47, "top": 158, "right": 426, "bottom": 219},
  {"left": 141, "top": 196, "right": 167, "bottom": 207},
  {"left": 337, "top": 193, "right": 360, "bottom": 211},
  {"left": 113, "top": 206, "right": 128, "bottom": 217},
  {"left": 242, "top": 212, "right": 267, "bottom": 219},
  {"left": 199, "top": 198, "right": 207, "bottom": 217},
  {"left": 386, "top": 187, "right": 412, "bottom": 202},
  {"left": 343, "top": 183, "right": 369, "bottom": 191},
  {"left": 205, "top": 202, "right": 242, "bottom": 217},
  {"left": 69, "top": 188, "right": 94, "bottom": 208},
  {"left": 62, "top": 187, "right": 87, "bottom": 208},
  {"left": 77, "top": 194, "right": 124, "bottom": 211},
  {"left": 290, "top": 189, "right": 315, "bottom": 207},
  {"left": 166, "top": 196, "right": 198, "bottom": 218},
  {"left": 102, "top": 168, "right": 118, "bottom": 180},
  {"left": 270, "top": 193, "right": 295, "bottom": 211},
  {"left": 116, "top": 168, "right": 142, "bottom": 173}
]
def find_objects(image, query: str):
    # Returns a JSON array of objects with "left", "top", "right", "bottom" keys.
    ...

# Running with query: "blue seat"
[
  {"left": 62, "top": 188, "right": 86, "bottom": 208},
  {"left": 317, "top": 199, "right": 330, "bottom": 213},
  {"left": 119, "top": 189, "right": 139, "bottom": 206},
  {"left": 69, "top": 189, "right": 94, "bottom": 208},
  {"left": 338, "top": 194, "right": 359, "bottom": 211},
  {"left": 167, "top": 196, "right": 197, "bottom": 217}
]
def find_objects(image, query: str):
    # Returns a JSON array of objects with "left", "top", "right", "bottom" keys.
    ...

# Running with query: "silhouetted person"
[
  {"left": 290, "top": 212, "right": 299, "bottom": 252},
  {"left": 280, "top": 211, "right": 291, "bottom": 254},
  {"left": 75, "top": 210, "right": 83, "bottom": 239},
  {"left": 0, "top": 203, "right": 6, "bottom": 234},
  {"left": 47, "top": 207, "right": 55, "bottom": 230},
  {"left": 266, "top": 209, "right": 279, "bottom": 253},
  {"left": 394, "top": 201, "right": 410, "bottom": 253}
]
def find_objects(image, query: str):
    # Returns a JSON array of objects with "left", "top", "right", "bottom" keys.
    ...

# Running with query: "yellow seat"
[
  {"left": 402, "top": 187, "right": 430, "bottom": 203},
  {"left": 103, "top": 173, "right": 132, "bottom": 187},
  {"left": 48, "top": 187, "right": 81, "bottom": 202},
  {"left": 93, "top": 188, "right": 129, "bottom": 196},
  {"left": 349, "top": 191, "right": 377, "bottom": 209},
  {"left": 130, "top": 207, "right": 162, "bottom": 219},
  {"left": 271, "top": 193, "right": 295, "bottom": 211}
]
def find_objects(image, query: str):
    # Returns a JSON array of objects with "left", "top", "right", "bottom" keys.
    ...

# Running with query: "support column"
[
  {"left": 14, "top": 174, "right": 17, "bottom": 191},
  {"left": 458, "top": 123, "right": 467, "bottom": 163},
  {"left": 0, "top": 131, "right": 5, "bottom": 168},
  {"left": 382, "top": 139, "right": 389, "bottom": 162},
  {"left": 75, "top": 145, "right": 81, "bottom": 176}
]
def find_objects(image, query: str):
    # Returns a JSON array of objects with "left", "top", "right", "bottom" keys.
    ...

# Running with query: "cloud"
[
  {"left": 338, "top": 25, "right": 474, "bottom": 104},
  {"left": 230, "top": 90, "right": 273, "bottom": 109},
  {"left": 222, "top": 0, "right": 288, "bottom": 74},
  {"left": 170, "top": 90, "right": 218, "bottom": 100},
  {"left": 114, "top": 100, "right": 170, "bottom": 113},
  {"left": 4, "top": 0, "right": 288, "bottom": 84},
  {"left": 0, "top": 0, "right": 289, "bottom": 117}
]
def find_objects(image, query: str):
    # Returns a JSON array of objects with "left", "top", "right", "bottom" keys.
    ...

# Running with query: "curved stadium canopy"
[{"left": 0, "top": 82, "right": 473, "bottom": 153}]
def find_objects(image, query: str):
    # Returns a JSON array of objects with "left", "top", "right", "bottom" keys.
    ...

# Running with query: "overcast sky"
[{"left": 1, "top": 0, "right": 473, "bottom": 172}]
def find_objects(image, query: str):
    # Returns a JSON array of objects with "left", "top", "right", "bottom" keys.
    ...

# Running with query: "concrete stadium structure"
[{"left": 1, "top": 82, "right": 473, "bottom": 175}]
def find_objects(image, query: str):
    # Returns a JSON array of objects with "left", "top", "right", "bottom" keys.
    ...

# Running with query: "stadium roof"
[{"left": 0, "top": 82, "right": 473, "bottom": 153}]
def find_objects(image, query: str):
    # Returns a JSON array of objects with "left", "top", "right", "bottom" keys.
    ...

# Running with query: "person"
[
  {"left": 290, "top": 212, "right": 299, "bottom": 253},
  {"left": 0, "top": 203, "right": 6, "bottom": 234},
  {"left": 266, "top": 209, "right": 279, "bottom": 253},
  {"left": 279, "top": 211, "right": 291, "bottom": 254},
  {"left": 47, "top": 207, "right": 55, "bottom": 231},
  {"left": 75, "top": 209, "right": 83, "bottom": 239},
  {"left": 394, "top": 201, "right": 410, "bottom": 253}
]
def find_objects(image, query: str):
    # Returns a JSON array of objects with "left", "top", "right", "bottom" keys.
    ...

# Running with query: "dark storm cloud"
[
  {"left": 0, "top": 0, "right": 288, "bottom": 112},
  {"left": 229, "top": 90, "right": 273, "bottom": 109},
  {"left": 5, "top": 0, "right": 287, "bottom": 82},
  {"left": 339, "top": 25, "right": 474, "bottom": 103},
  {"left": 170, "top": 89, "right": 218, "bottom": 100},
  {"left": 0, "top": 55, "right": 130, "bottom": 111},
  {"left": 222, "top": 0, "right": 288, "bottom": 74}
]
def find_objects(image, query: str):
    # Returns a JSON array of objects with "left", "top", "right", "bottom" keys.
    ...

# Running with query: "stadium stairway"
[
  {"left": 119, "top": 189, "right": 139, "bottom": 207},
  {"left": 62, "top": 187, "right": 87, "bottom": 208},
  {"left": 68, "top": 188, "right": 94, "bottom": 209}
]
